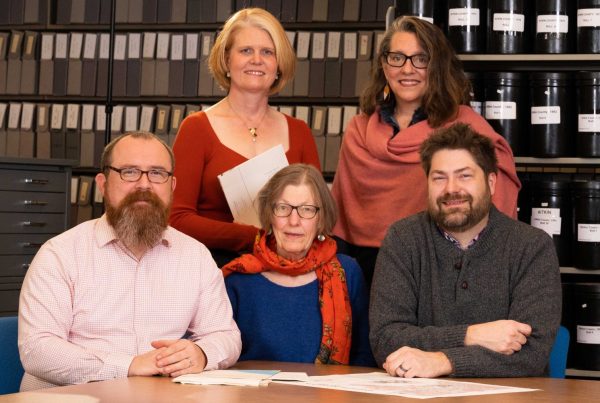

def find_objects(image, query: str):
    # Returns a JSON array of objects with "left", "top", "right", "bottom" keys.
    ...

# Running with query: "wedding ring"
[{"left": 399, "top": 364, "right": 408, "bottom": 372}]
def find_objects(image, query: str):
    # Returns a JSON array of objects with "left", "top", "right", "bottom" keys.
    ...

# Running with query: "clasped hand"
[
  {"left": 465, "top": 319, "right": 532, "bottom": 355},
  {"left": 383, "top": 346, "right": 452, "bottom": 378},
  {"left": 128, "top": 339, "right": 207, "bottom": 377}
]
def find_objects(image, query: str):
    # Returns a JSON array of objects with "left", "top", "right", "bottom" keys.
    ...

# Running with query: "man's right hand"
[
  {"left": 465, "top": 320, "right": 532, "bottom": 355},
  {"left": 128, "top": 348, "right": 167, "bottom": 376}
]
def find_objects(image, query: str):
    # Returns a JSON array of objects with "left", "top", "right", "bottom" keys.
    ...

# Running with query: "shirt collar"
[
  {"left": 94, "top": 214, "right": 172, "bottom": 249},
  {"left": 438, "top": 225, "right": 487, "bottom": 251},
  {"left": 379, "top": 99, "right": 428, "bottom": 137}
]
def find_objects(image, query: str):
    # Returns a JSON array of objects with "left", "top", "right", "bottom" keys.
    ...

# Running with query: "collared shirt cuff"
[{"left": 98, "top": 352, "right": 135, "bottom": 380}]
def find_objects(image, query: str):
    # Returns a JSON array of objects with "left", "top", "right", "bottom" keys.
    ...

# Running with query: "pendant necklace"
[{"left": 227, "top": 98, "right": 269, "bottom": 142}]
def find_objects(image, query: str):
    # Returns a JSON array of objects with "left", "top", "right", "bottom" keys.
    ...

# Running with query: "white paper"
[
  {"left": 173, "top": 369, "right": 281, "bottom": 387},
  {"left": 218, "top": 145, "right": 289, "bottom": 227},
  {"left": 291, "top": 372, "right": 537, "bottom": 399}
]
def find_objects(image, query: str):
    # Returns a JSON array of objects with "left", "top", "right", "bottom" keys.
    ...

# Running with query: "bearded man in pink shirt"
[{"left": 18, "top": 132, "right": 241, "bottom": 391}]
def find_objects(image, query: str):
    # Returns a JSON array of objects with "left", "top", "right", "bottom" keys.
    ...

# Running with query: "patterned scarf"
[{"left": 222, "top": 231, "right": 352, "bottom": 364}]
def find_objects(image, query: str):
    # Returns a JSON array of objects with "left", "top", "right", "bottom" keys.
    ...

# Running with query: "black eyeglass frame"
[
  {"left": 272, "top": 203, "right": 321, "bottom": 219},
  {"left": 104, "top": 166, "right": 173, "bottom": 184},
  {"left": 383, "top": 52, "right": 429, "bottom": 69}
]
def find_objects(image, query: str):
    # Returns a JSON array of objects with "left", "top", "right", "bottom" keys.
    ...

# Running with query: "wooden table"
[{"left": 2, "top": 361, "right": 600, "bottom": 402}]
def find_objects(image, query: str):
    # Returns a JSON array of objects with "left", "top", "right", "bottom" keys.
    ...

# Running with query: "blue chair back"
[
  {"left": 549, "top": 325, "right": 570, "bottom": 379},
  {"left": 0, "top": 316, "right": 24, "bottom": 394}
]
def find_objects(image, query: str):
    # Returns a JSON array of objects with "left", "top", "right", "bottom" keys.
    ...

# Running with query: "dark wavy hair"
[
  {"left": 420, "top": 123, "right": 498, "bottom": 177},
  {"left": 360, "top": 16, "right": 471, "bottom": 128}
]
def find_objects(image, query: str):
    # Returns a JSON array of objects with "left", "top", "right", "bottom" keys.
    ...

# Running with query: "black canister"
[
  {"left": 562, "top": 282, "right": 577, "bottom": 367},
  {"left": 529, "top": 180, "right": 573, "bottom": 267},
  {"left": 516, "top": 176, "right": 531, "bottom": 223},
  {"left": 529, "top": 72, "right": 574, "bottom": 157},
  {"left": 484, "top": 71, "right": 528, "bottom": 155},
  {"left": 487, "top": 0, "right": 529, "bottom": 53},
  {"left": 577, "top": 0, "right": 600, "bottom": 53},
  {"left": 572, "top": 283, "right": 600, "bottom": 370},
  {"left": 573, "top": 181, "right": 600, "bottom": 270},
  {"left": 448, "top": 0, "right": 485, "bottom": 53},
  {"left": 395, "top": 0, "right": 435, "bottom": 23},
  {"left": 534, "top": 0, "right": 573, "bottom": 53},
  {"left": 576, "top": 71, "right": 600, "bottom": 157},
  {"left": 465, "top": 71, "right": 484, "bottom": 115}
]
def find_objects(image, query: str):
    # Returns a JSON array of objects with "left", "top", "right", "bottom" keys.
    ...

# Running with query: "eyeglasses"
[
  {"left": 383, "top": 52, "right": 429, "bottom": 69},
  {"left": 104, "top": 166, "right": 173, "bottom": 184},
  {"left": 273, "top": 203, "right": 320, "bottom": 219}
]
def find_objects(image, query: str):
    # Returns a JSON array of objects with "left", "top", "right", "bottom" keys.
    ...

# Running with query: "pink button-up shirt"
[{"left": 18, "top": 215, "right": 241, "bottom": 391}]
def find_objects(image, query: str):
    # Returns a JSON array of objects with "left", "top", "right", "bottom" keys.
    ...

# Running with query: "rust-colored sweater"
[
  {"left": 170, "top": 111, "right": 321, "bottom": 252},
  {"left": 331, "top": 106, "right": 521, "bottom": 248}
]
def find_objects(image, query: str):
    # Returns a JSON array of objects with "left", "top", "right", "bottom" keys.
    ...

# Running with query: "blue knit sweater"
[{"left": 225, "top": 254, "right": 376, "bottom": 366}]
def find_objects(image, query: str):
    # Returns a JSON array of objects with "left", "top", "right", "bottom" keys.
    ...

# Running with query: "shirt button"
[
  {"left": 461, "top": 281, "right": 468, "bottom": 289},
  {"left": 454, "top": 262, "right": 462, "bottom": 270}
]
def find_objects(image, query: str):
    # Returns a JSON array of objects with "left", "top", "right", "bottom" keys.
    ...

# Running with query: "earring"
[
  {"left": 226, "top": 71, "right": 231, "bottom": 77},
  {"left": 383, "top": 83, "right": 390, "bottom": 101},
  {"left": 317, "top": 234, "right": 325, "bottom": 242}
]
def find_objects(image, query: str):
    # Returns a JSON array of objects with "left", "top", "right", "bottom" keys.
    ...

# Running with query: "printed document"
[{"left": 218, "top": 145, "right": 288, "bottom": 227}]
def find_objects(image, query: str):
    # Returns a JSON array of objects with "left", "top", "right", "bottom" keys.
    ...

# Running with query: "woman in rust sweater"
[{"left": 170, "top": 8, "right": 320, "bottom": 266}]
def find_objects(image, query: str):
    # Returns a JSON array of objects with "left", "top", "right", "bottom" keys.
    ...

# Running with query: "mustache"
[
  {"left": 437, "top": 192, "right": 473, "bottom": 205},
  {"left": 121, "top": 190, "right": 163, "bottom": 207}
]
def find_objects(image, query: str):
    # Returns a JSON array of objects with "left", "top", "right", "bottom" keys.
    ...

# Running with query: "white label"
[
  {"left": 170, "top": 34, "right": 184, "bottom": 61},
  {"left": 296, "top": 31, "right": 310, "bottom": 59},
  {"left": 285, "top": 31, "right": 296, "bottom": 47},
  {"left": 343, "top": 32, "right": 357, "bottom": 59},
  {"left": 124, "top": 106, "right": 139, "bottom": 132},
  {"left": 143, "top": 32, "right": 157, "bottom": 59},
  {"left": 55, "top": 33, "right": 68, "bottom": 59},
  {"left": 311, "top": 32, "right": 326, "bottom": 59},
  {"left": 578, "top": 9, "right": 600, "bottom": 27},
  {"left": 8, "top": 103, "right": 21, "bottom": 129},
  {"left": 342, "top": 105, "right": 358, "bottom": 131},
  {"left": 66, "top": 104, "right": 80, "bottom": 130},
  {"left": 0, "top": 103, "right": 7, "bottom": 128},
  {"left": 493, "top": 13, "right": 525, "bottom": 32},
  {"left": 50, "top": 104, "right": 65, "bottom": 130},
  {"left": 577, "top": 325, "right": 600, "bottom": 344},
  {"left": 69, "top": 33, "right": 83, "bottom": 59},
  {"left": 578, "top": 223, "right": 600, "bottom": 242},
  {"left": 96, "top": 105, "right": 106, "bottom": 131},
  {"left": 128, "top": 33, "right": 141, "bottom": 59},
  {"left": 156, "top": 33, "right": 170, "bottom": 59},
  {"left": 359, "top": 33, "right": 370, "bottom": 57},
  {"left": 81, "top": 104, "right": 95, "bottom": 131},
  {"left": 295, "top": 106, "right": 310, "bottom": 124},
  {"left": 448, "top": 8, "right": 480, "bottom": 27},
  {"left": 327, "top": 32, "right": 341, "bottom": 58},
  {"left": 99, "top": 34, "right": 110, "bottom": 60},
  {"left": 531, "top": 208, "right": 561, "bottom": 236},
  {"left": 111, "top": 105, "right": 124, "bottom": 133},
  {"left": 327, "top": 106, "right": 342, "bottom": 134},
  {"left": 185, "top": 33, "right": 198, "bottom": 59},
  {"left": 531, "top": 106, "right": 561, "bottom": 125},
  {"left": 201, "top": 33, "right": 212, "bottom": 57},
  {"left": 37, "top": 105, "right": 46, "bottom": 127},
  {"left": 41, "top": 33, "right": 54, "bottom": 60},
  {"left": 140, "top": 105, "right": 155, "bottom": 132},
  {"left": 579, "top": 114, "right": 600, "bottom": 132},
  {"left": 113, "top": 34, "right": 127, "bottom": 60},
  {"left": 485, "top": 101, "right": 517, "bottom": 120},
  {"left": 20, "top": 103, "right": 34, "bottom": 130},
  {"left": 537, "top": 14, "right": 569, "bottom": 33},
  {"left": 470, "top": 101, "right": 482, "bottom": 115},
  {"left": 83, "top": 33, "right": 97, "bottom": 60}
]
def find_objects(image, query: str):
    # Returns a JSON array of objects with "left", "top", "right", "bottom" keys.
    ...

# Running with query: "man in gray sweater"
[{"left": 370, "top": 123, "right": 561, "bottom": 378}]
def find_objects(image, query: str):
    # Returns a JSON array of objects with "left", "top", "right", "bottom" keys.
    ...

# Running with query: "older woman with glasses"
[
  {"left": 331, "top": 16, "right": 521, "bottom": 286},
  {"left": 222, "top": 164, "right": 374, "bottom": 366}
]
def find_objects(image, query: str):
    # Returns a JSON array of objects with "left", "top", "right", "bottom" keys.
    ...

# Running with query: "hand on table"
[
  {"left": 152, "top": 339, "right": 207, "bottom": 377},
  {"left": 383, "top": 346, "right": 452, "bottom": 378}
]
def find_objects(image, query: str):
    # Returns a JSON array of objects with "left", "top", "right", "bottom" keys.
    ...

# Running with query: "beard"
[
  {"left": 428, "top": 187, "right": 492, "bottom": 233},
  {"left": 105, "top": 189, "right": 171, "bottom": 251}
]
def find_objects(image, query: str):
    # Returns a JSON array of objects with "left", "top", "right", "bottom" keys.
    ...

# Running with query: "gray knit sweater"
[{"left": 369, "top": 206, "right": 562, "bottom": 377}]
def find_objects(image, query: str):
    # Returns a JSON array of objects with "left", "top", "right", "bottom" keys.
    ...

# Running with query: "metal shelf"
[
  {"left": 566, "top": 368, "right": 600, "bottom": 378},
  {"left": 560, "top": 267, "right": 600, "bottom": 275},
  {"left": 515, "top": 157, "right": 600, "bottom": 166}
]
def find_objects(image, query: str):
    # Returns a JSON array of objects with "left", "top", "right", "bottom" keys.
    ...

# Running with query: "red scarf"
[{"left": 222, "top": 231, "right": 352, "bottom": 364}]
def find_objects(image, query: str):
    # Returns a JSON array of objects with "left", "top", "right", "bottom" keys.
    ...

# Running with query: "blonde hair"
[{"left": 208, "top": 8, "right": 295, "bottom": 95}]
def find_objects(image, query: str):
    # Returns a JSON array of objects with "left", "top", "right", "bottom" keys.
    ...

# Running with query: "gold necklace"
[{"left": 227, "top": 98, "right": 269, "bottom": 142}]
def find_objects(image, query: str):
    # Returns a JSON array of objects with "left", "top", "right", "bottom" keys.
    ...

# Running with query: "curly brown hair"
[{"left": 360, "top": 16, "right": 471, "bottom": 128}]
